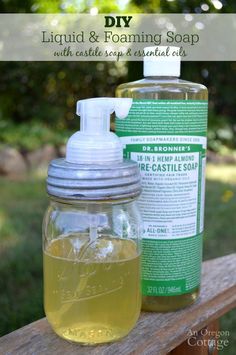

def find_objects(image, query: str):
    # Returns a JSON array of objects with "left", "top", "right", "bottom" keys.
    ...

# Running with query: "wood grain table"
[{"left": 1, "top": 253, "right": 235, "bottom": 355}]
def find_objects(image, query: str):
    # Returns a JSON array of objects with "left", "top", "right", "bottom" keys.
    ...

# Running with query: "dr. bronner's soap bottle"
[{"left": 116, "top": 46, "right": 208, "bottom": 312}]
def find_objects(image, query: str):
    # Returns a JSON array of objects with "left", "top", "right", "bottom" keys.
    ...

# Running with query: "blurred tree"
[{"left": 0, "top": 62, "right": 125, "bottom": 128}]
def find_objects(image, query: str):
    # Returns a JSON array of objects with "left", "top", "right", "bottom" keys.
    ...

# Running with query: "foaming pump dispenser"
[
  {"left": 43, "top": 98, "right": 142, "bottom": 344},
  {"left": 66, "top": 98, "right": 134, "bottom": 164}
]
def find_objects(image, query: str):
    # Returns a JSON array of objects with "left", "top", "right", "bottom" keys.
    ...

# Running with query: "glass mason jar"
[{"left": 43, "top": 159, "right": 142, "bottom": 344}]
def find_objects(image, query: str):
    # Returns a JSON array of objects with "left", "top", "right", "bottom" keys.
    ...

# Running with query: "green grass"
[
  {"left": 0, "top": 178, "right": 47, "bottom": 334},
  {"left": 0, "top": 164, "right": 235, "bottom": 352}
]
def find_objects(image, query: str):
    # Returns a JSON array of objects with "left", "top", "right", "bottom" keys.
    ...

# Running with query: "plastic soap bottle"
[
  {"left": 43, "top": 98, "right": 142, "bottom": 343},
  {"left": 115, "top": 46, "right": 208, "bottom": 311}
]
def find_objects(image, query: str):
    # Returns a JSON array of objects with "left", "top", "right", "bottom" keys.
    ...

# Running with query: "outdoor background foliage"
[
  {"left": 0, "top": 0, "right": 236, "bottom": 153},
  {"left": 0, "top": 1, "right": 235, "bottom": 354}
]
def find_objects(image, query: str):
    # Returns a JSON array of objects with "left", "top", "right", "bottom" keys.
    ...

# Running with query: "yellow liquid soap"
[{"left": 43, "top": 235, "right": 141, "bottom": 344}]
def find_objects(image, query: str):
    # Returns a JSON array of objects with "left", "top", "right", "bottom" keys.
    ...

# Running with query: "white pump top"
[
  {"left": 66, "top": 97, "right": 133, "bottom": 164},
  {"left": 143, "top": 46, "right": 181, "bottom": 77}
]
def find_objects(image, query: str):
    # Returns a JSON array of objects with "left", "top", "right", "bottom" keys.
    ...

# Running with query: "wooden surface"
[{"left": 1, "top": 253, "right": 236, "bottom": 355}]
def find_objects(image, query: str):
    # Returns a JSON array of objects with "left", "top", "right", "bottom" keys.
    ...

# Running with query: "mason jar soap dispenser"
[{"left": 43, "top": 98, "right": 142, "bottom": 344}]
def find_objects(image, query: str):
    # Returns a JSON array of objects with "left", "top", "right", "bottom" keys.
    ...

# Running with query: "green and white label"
[{"left": 116, "top": 99, "right": 208, "bottom": 296}]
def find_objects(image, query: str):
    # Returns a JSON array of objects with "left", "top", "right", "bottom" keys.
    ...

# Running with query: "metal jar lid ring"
[{"left": 47, "top": 158, "right": 141, "bottom": 201}]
